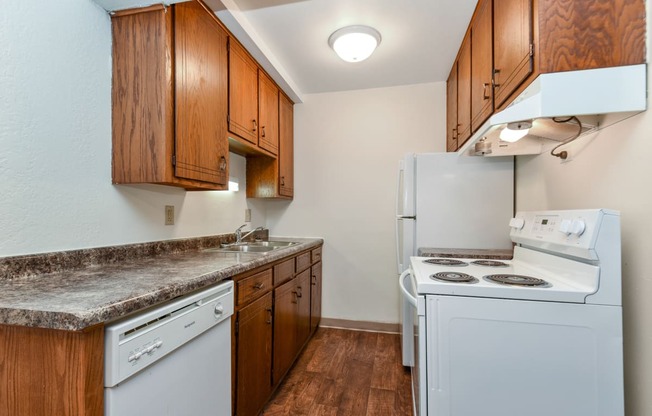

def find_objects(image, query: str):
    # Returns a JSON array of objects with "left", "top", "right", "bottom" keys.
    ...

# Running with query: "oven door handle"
[{"left": 399, "top": 269, "right": 417, "bottom": 308}]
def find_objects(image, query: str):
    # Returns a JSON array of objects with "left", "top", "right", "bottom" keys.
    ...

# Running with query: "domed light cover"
[
  {"left": 328, "top": 25, "right": 382, "bottom": 63},
  {"left": 499, "top": 120, "right": 533, "bottom": 142}
]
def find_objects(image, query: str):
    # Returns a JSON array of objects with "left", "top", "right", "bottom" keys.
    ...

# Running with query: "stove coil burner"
[
  {"left": 423, "top": 258, "right": 468, "bottom": 267},
  {"left": 471, "top": 260, "right": 508, "bottom": 267},
  {"left": 431, "top": 272, "right": 478, "bottom": 284},
  {"left": 483, "top": 274, "right": 550, "bottom": 287}
]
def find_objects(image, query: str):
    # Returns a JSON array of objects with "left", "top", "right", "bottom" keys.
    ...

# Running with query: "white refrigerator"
[{"left": 396, "top": 152, "right": 514, "bottom": 366}]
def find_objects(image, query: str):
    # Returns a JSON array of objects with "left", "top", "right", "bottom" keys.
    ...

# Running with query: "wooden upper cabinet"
[
  {"left": 470, "top": 0, "right": 493, "bottom": 133},
  {"left": 446, "top": 62, "right": 458, "bottom": 152},
  {"left": 456, "top": 33, "right": 472, "bottom": 146},
  {"left": 111, "top": 2, "right": 228, "bottom": 190},
  {"left": 278, "top": 94, "right": 294, "bottom": 197},
  {"left": 257, "top": 71, "right": 279, "bottom": 155},
  {"left": 537, "top": 0, "right": 646, "bottom": 73},
  {"left": 493, "top": 0, "right": 533, "bottom": 108},
  {"left": 229, "top": 40, "right": 259, "bottom": 145},
  {"left": 174, "top": 1, "right": 229, "bottom": 186}
]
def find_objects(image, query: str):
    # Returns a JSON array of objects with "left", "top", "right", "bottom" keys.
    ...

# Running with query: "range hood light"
[{"left": 499, "top": 121, "right": 532, "bottom": 143}]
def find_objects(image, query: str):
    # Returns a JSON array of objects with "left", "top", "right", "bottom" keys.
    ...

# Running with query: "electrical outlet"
[
  {"left": 165, "top": 205, "right": 174, "bottom": 225},
  {"left": 244, "top": 208, "right": 251, "bottom": 222}
]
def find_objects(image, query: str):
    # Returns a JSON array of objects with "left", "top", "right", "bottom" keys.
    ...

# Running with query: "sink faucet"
[{"left": 234, "top": 224, "right": 265, "bottom": 244}]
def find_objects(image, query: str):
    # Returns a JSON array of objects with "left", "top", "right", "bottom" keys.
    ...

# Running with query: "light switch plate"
[{"left": 244, "top": 208, "right": 251, "bottom": 222}]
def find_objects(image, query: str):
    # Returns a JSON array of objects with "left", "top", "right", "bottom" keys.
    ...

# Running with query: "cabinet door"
[
  {"left": 278, "top": 94, "right": 294, "bottom": 197},
  {"left": 446, "top": 62, "right": 459, "bottom": 152},
  {"left": 273, "top": 278, "right": 298, "bottom": 385},
  {"left": 229, "top": 41, "right": 259, "bottom": 144},
  {"left": 174, "top": 1, "right": 228, "bottom": 186},
  {"left": 236, "top": 292, "right": 273, "bottom": 416},
  {"left": 310, "top": 261, "right": 322, "bottom": 334},
  {"left": 494, "top": 0, "right": 533, "bottom": 108},
  {"left": 258, "top": 71, "right": 279, "bottom": 155},
  {"left": 296, "top": 269, "right": 312, "bottom": 349},
  {"left": 470, "top": 0, "right": 494, "bottom": 133},
  {"left": 457, "top": 33, "right": 472, "bottom": 145}
]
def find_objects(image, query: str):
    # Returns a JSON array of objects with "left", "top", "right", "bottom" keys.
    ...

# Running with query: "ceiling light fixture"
[
  {"left": 328, "top": 25, "right": 381, "bottom": 63},
  {"left": 499, "top": 120, "right": 533, "bottom": 143}
]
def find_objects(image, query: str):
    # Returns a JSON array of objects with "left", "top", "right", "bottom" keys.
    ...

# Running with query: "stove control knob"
[
  {"left": 559, "top": 219, "right": 572, "bottom": 235},
  {"left": 570, "top": 219, "right": 586, "bottom": 236},
  {"left": 509, "top": 218, "right": 525, "bottom": 230}
]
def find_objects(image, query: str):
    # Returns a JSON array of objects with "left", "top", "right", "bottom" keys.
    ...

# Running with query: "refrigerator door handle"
[
  {"left": 399, "top": 269, "right": 417, "bottom": 308},
  {"left": 397, "top": 215, "right": 416, "bottom": 219},
  {"left": 396, "top": 216, "right": 403, "bottom": 274}
]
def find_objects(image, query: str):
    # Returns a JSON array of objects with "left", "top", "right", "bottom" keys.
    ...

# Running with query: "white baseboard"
[{"left": 319, "top": 318, "right": 400, "bottom": 334}]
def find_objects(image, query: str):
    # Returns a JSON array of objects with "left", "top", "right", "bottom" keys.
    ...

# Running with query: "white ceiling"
[{"left": 214, "top": 0, "right": 478, "bottom": 101}]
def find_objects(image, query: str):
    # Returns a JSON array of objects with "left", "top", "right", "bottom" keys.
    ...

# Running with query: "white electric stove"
[{"left": 400, "top": 209, "right": 624, "bottom": 416}]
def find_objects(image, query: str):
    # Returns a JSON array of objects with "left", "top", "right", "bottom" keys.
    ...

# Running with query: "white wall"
[
  {"left": 266, "top": 83, "right": 445, "bottom": 324},
  {"left": 0, "top": 0, "right": 264, "bottom": 257},
  {"left": 515, "top": 7, "right": 652, "bottom": 413}
]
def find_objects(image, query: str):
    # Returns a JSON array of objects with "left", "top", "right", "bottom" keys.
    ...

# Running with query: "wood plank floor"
[{"left": 262, "top": 327, "right": 413, "bottom": 416}]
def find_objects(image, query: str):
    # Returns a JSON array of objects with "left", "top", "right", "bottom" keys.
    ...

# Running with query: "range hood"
[{"left": 457, "top": 64, "right": 647, "bottom": 157}]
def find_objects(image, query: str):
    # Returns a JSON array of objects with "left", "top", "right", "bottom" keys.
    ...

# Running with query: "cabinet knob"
[{"left": 252, "top": 119, "right": 257, "bottom": 132}]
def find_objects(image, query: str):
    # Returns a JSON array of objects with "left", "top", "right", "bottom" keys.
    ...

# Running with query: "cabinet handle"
[
  {"left": 219, "top": 156, "right": 227, "bottom": 172},
  {"left": 493, "top": 69, "right": 501, "bottom": 88},
  {"left": 483, "top": 83, "right": 491, "bottom": 100},
  {"left": 311, "top": 275, "right": 317, "bottom": 285},
  {"left": 252, "top": 119, "right": 257, "bottom": 132},
  {"left": 452, "top": 128, "right": 457, "bottom": 140},
  {"left": 253, "top": 282, "right": 264, "bottom": 290},
  {"left": 280, "top": 176, "right": 285, "bottom": 186},
  {"left": 296, "top": 286, "right": 303, "bottom": 298},
  {"left": 261, "top": 126, "right": 266, "bottom": 138},
  {"left": 291, "top": 291, "right": 298, "bottom": 304},
  {"left": 265, "top": 308, "right": 272, "bottom": 324}
]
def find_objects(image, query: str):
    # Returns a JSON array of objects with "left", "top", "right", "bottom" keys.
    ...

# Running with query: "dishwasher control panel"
[{"left": 104, "top": 281, "right": 234, "bottom": 387}]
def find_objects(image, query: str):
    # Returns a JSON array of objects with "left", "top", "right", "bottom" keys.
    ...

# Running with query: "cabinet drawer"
[
  {"left": 237, "top": 269, "right": 272, "bottom": 306},
  {"left": 296, "top": 252, "right": 311, "bottom": 273},
  {"left": 311, "top": 247, "right": 322, "bottom": 264},
  {"left": 274, "top": 258, "right": 295, "bottom": 286}
]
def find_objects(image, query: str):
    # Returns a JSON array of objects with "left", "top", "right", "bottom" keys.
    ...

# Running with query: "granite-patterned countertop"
[
  {"left": 0, "top": 237, "right": 322, "bottom": 331},
  {"left": 417, "top": 247, "right": 513, "bottom": 259}
]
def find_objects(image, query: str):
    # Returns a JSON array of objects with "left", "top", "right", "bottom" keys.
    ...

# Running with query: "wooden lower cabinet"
[
  {"left": 235, "top": 292, "right": 273, "bottom": 416},
  {"left": 234, "top": 246, "right": 323, "bottom": 415},
  {"left": 310, "top": 261, "right": 322, "bottom": 334},
  {"left": 0, "top": 324, "right": 104, "bottom": 416}
]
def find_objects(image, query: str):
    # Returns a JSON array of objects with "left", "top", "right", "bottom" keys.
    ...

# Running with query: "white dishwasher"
[{"left": 104, "top": 280, "right": 234, "bottom": 416}]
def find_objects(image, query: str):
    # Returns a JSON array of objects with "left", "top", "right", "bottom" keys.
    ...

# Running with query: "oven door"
[
  {"left": 425, "top": 295, "right": 623, "bottom": 416},
  {"left": 399, "top": 269, "right": 427, "bottom": 416}
]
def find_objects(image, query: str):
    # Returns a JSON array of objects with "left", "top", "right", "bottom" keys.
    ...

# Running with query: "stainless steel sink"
[
  {"left": 248, "top": 241, "right": 299, "bottom": 247},
  {"left": 218, "top": 245, "right": 276, "bottom": 253},
  {"left": 206, "top": 241, "right": 299, "bottom": 253}
]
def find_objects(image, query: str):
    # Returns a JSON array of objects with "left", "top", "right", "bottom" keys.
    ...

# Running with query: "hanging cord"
[{"left": 549, "top": 116, "right": 583, "bottom": 160}]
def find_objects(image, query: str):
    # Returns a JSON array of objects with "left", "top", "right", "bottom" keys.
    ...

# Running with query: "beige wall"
[
  {"left": 0, "top": 0, "right": 265, "bottom": 257},
  {"left": 515, "top": 26, "right": 652, "bottom": 416},
  {"left": 267, "top": 82, "right": 445, "bottom": 324}
]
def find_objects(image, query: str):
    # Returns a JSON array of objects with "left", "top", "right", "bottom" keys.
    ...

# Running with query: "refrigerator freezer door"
[
  {"left": 397, "top": 156, "right": 416, "bottom": 218},
  {"left": 396, "top": 156, "right": 416, "bottom": 274},
  {"left": 415, "top": 153, "right": 513, "bottom": 250}
]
